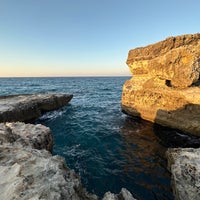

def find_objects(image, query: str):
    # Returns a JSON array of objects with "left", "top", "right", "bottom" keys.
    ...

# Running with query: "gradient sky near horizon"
[{"left": 0, "top": 0, "right": 200, "bottom": 77}]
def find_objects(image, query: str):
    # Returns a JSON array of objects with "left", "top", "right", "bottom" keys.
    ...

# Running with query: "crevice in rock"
[{"left": 165, "top": 80, "right": 172, "bottom": 87}]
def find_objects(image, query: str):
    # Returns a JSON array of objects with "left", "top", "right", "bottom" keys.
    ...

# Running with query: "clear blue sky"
[{"left": 0, "top": 0, "right": 200, "bottom": 77}]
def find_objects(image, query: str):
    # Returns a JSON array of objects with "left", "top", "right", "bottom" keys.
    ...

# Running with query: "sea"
[{"left": 1, "top": 76, "right": 199, "bottom": 200}]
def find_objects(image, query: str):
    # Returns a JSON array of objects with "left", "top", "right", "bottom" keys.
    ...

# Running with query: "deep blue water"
[{"left": 0, "top": 77, "right": 174, "bottom": 200}]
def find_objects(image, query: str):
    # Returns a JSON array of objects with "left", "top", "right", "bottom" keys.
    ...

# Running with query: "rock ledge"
[{"left": 0, "top": 93, "right": 73, "bottom": 122}]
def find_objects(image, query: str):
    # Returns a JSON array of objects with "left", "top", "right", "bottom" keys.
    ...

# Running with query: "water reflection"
[
  {"left": 119, "top": 116, "right": 173, "bottom": 200},
  {"left": 154, "top": 124, "right": 200, "bottom": 148}
]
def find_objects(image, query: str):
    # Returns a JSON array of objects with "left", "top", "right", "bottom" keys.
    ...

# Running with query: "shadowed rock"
[
  {"left": 166, "top": 148, "right": 200, "bottom": 200},
  {"left": 0, "top": 93, "right": 73, "bottom": 122},
  {"left": 122, "top": 33, "right": 200, "bottom": 136}
]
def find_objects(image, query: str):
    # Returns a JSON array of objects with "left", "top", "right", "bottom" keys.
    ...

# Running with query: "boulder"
[
  {"left": 0, "top": 94, "right": 73, "bottom": 122},
  {"left": 122, "top": 33, "right": 200, "bottom": 136},
  {"left": 166, "top": 148, "right": 200, "bottom": 200},
  {"left": 0, "top": 122, "right": 53, "bottom": 152}
]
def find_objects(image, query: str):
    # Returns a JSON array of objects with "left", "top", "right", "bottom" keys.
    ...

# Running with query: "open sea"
[{"left": 1, "top": 77, "right": 199, "bottom": 200}]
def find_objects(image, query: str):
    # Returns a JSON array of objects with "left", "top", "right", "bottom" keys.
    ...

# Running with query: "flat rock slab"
[
  {"left": 0, "top": 94, "right": 73, "bottom": 122},
  {"left": 166, "top": 148, "right": 200, "bottom": 200}
]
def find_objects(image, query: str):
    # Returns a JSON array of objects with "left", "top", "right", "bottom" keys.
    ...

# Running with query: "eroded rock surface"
[
  {"left": 0, "top": 122, "right": 53, "bottom": 151},
  {"left": 126, "top": 33, "right": 200, "bottom": 88},
  {"left": 0, "top": 122, "right": 97, "bottom": 200},
  {"left": 0, "top": 93, "right": 73, "bottom": 122},
  {"left": 122, "top": 33, "right": 200, "bottom": 136},
  {"left": 0, "top": 145, "right": 98, "bottom": 200},
  {"left": 166, "top": 148, "right": 200, "bottom": 200}
]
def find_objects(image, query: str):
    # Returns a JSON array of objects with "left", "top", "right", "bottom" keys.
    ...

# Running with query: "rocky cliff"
[{"left": 122, "top": 33, "right": 200, "bottom": 136}]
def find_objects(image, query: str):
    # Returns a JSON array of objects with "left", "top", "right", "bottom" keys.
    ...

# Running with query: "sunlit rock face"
[
  {"left": 122, "top": 33, "right": 200, "bottom": 136},
  {"left": 166, "top": 148, "right": 200, "bottom": 200}
]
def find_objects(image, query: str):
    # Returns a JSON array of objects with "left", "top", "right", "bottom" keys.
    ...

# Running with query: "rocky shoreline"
[
  {"left": 2, "top": 33, "right": 200, "bottom": 200},
  {"left": 0, "top": 122, "right": 98, "bottom": 200},
  {"left": 122, "top": 33, "right": 200, "bottom": 200},
  {"left": 0, "top": 94, "right": 136, "bottom": 200}
]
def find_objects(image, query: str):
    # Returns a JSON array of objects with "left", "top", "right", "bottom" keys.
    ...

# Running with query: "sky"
[{"left": 0, "top": 0, "right": 200, "bottom": 77}]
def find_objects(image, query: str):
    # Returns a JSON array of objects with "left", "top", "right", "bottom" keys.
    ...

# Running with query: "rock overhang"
[{"left": 122, "top": 33, "right": 200, "bottom": 136}]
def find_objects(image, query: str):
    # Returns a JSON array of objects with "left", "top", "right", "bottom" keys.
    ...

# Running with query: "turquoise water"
[{"left": 0, "top": 77, "right": 175, "bottom": 199}]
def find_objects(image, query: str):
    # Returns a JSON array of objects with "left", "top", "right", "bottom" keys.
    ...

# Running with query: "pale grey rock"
[
  {"left": 0, "top": 94, "right": 73, "bottom": 122},
  {"left": 0, "top": 144, "right": 97, "bottom": 200},
  {"left": 0, "top": 122, "right": 53, "bottom": 151},
  {"left": 102, "top": 188, "right": 136, "bottom": 200},
  {"left": 0, "top": 122, "right": 97, "bottom": 200},
  {"left": 166, "top": 148, "right": 200, "bottom": 200},
  {"left": 103, "top": 192, "right": 116, "bottom": 200}
]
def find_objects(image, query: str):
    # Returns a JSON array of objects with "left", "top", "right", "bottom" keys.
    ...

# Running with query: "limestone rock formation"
[
  {"left": 122, "top": 33, "right": 200, "bottom": 136},
  {"left": 0, "top": 94, "right": 73, "bottom": 122},
  {"left": 0, "top": 122, "right": 53, "bottom": 151},
  {"left": 166, "top": 148, "right": 200, "bottom": 200},
  {"left": 0, "top": 122, "right": 97, "bottom": 200},
  {"left": 0, "top": 145, "right": 98, "bottom": 200}
]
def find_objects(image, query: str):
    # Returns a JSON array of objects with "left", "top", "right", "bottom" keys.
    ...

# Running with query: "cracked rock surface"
[
  {"left": 166, "top": 148, "right": 200, "bottom": 200},
  {"left": 0, "top": 122, "right": 98, "bottom": 200}
]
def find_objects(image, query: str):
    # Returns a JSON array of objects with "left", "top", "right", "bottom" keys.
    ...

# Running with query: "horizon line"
[{"left": 0, "top": 75, "right": 131, "bottom": 78}]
